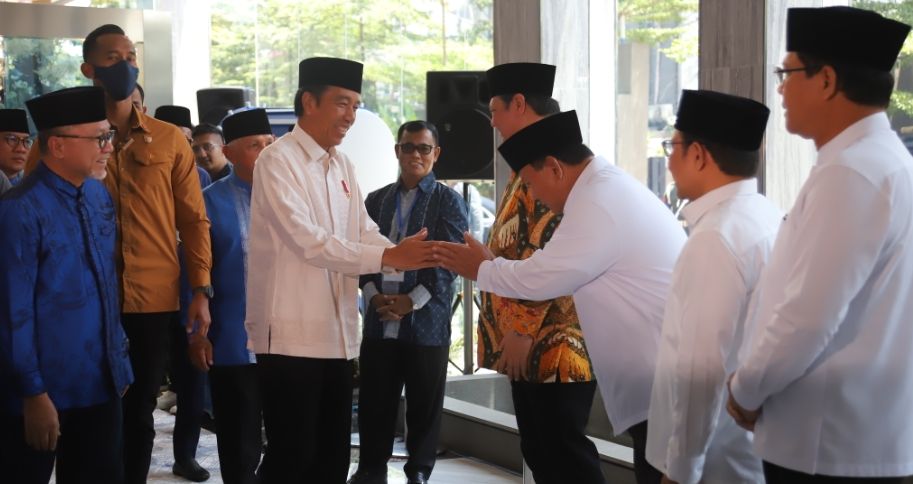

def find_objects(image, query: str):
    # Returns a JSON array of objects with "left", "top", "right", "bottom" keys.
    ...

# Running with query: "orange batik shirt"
[{"left": 478, "top": 175, "right": 594, "bottom": 382}]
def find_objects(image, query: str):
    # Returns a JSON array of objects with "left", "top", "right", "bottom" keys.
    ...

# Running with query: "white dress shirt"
[
  {"left": 477, "top": 156, "right": 686, "bottom": 434},
  {"left": 731, "top": 113, "right": 913, "bottom": 477},
  {"left": 245, "top": 124, "right": 392, "bottom": 359},
  {"left": 646, "top": 179, "right": 781, "bottom": 484}
]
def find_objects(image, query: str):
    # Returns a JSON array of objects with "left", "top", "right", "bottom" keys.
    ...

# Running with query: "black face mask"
[{"left": 93, "top": 60, "right": 140, "bottom": 101}]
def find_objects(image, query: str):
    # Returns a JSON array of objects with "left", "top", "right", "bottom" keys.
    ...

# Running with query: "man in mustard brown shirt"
[
  {"left": 481, "top": 63, "right": 603, "bottom": 483},
  {"left": 23, "top": 24, "right": 214, "bottom": 484}
]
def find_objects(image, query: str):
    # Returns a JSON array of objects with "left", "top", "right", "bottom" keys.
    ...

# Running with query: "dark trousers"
[
  {"left": 210, "top": 364, "right": 262, "bottom": 484},
  {"left": 511, "top": 380, "right": 605, "bottom": 484},
  {"left": 169, "top": 314, "right": 205, "bottom": 464},
  {"left": 256, "top": 354, "right": 354, "bottom": 484},
  {"left": 764, "top": 461, "right": 907, "bottom": 484},
  {"left": 356, "top": 338, "right": 449, "bottom": 478},
  {"left": 0, "top": 398, "right": 124, "bottom": 484},
  {"left": 122, "top": 311, "right": 175, "bottom": 484},
  {"left": 626, "top": 420, "right": 663, "bottom": 484}
]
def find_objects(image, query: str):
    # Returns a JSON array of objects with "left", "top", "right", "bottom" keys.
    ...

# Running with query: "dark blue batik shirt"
[
  {"left": 0, "top": 163, "right": 133, "bottom": 414},
  {"left": 360, "top": 172, "right": 468, "bottom": 346}
]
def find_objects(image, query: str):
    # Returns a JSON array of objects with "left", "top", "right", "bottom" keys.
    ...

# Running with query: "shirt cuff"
[
  {"left": 476, "top": 259, "right": 494, "bottom": 293},
  {"left": 360, "top": 244, "right": 387, "bottom": 274},
  {"left": 408, "top": 284, "right": 432, "bottom": 310},
  {"left": 362, "top": 282, "right": 380, "bottom": 306},
  {"left": 730, "top": 371, "right": 763, "bottom": 412},
  {"left": 19, "top": 369, "right": 46, "bottom": 398},
  {"left": 666, "top": 453, "right": 706, "bottom": 484}
]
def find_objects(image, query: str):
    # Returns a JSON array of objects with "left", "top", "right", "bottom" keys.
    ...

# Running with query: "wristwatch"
[{"left": 192, "top": 285, "right": 214, "bottom": 299}]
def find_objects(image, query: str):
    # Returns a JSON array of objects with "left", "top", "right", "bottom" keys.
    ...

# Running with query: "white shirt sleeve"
[
  {"left": 731, "top": 165, "right": 892, "bottom": 410},
  {"left": 664, "top": 233, "right": 747, "bottom": 484},
  {"left": 477, "top": 197, "right": 618, "bottom": 301},
  {"left": 255, "top": 154, "right": 391, "bottom": 276}
]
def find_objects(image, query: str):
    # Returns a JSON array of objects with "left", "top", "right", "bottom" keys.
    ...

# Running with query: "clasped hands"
[{"left": 382, "top": 228, "right": 493, "bottom": 280}]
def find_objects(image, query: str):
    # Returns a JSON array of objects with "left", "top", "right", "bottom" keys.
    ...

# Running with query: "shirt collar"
[
  {"left": 680, "top": 178, "right": 758, "bottom": 228},
  {"left": 817, "top": 112, "right": 890, "bottom": 166},
  {"left": 132, "top": 104, "right": 152, "bottom": 134},
  {"left": 291, "top": 123, "right": 335, "bottom": 163},
  {"left": 565, "top": 155, "right": 607, "bottom": 209},
  {"left": 228, "top": 172, "right": 252, "bottom": 192},
  {"left": 397, "top": 171, "right": 437, "bottom": 194},
  {"left": 35, "top": 161, "right": 82, "bottom": 199}
]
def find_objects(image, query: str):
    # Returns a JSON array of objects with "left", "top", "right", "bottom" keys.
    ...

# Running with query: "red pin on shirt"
[{"left": 341, "top": 180, "right": 351, "bottom": 199}]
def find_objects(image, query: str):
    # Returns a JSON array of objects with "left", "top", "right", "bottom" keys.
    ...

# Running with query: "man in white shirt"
[
  {"left": 245, "top": 57, "right": 436, "bottom": 484},
  {"left": 433, "top": 110, "right": 686, "bottom": 484},
  {"left": 645, "top": 89, "right": 779, "bottom": 484},
  {"left": 726, "top": 7, "right": 913, "bottom": 483}
]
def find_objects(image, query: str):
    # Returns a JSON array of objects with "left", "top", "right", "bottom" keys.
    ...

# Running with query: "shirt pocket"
[{"left": 126, "top": 140, "right": 172, "bottom": 194}]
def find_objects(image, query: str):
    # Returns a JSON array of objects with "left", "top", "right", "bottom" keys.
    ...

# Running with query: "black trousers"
[
  {"left": 764, "top": 461, "right": 907, "bottom": 484},
  {"left": 121, "top": 311, "right": 175, "bottom": 484},
  {"left": 256, "top": 354, "right": 354, "bottom": 484},
  {"left": 356, "top": 338, "right": 449, "bottom": 478},
  {"left": 0, "top": 398, "right": 124, "bottom": 484},
  {"left": 169, "top": 313, "right": 205, "bottom": 464},
  {"left": 626, "top": 420, "right": 663, "bottom": 484},
  {"left": 511, "top": 380, "right": 605, "bottom": 484},
  {"left": 210, "top": 364, "right": 262, "bottom": 484}
]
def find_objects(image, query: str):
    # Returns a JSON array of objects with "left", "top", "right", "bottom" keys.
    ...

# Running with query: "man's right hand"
[
  {"left": 23, "top": 393, "right": 59, "bottom": 451},
  {"left": 382, "top": 228, "right": 436, "bottom": 270},
  {"left": 495, "top": 330, "right": 534, "bottom": 381},
  {"left": 371, "top": 294, "right": 403, "bottom": 321}
]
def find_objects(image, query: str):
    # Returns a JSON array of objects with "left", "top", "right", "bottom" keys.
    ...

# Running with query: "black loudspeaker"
[
  {"left": 426, "top": 71, "right": 494, "bottom": 180},
  {"left": 196, "top": 87, "right": 255, "bottom": 126}
]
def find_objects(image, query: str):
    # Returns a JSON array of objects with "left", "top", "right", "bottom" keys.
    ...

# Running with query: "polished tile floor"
[{"left": 53, "top": 409, "right": 519, "bottom": 483}]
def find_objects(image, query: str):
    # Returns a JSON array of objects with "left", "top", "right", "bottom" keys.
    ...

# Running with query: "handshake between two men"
[{"left": 370, "top": 229, "right": 493, "bottom": 322}]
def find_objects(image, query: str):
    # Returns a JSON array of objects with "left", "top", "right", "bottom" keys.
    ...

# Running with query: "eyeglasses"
[
  {"left": 774, "top": 67, "right": 808, "bottom": 84},
  {"left": 192, "top": 142, "right": 222, "bottom": 154},
  {"left": 2, "top": 134, "right": 33, "bottom": 150},
  {"left": 661, "top": 140, "right": 685, "bottom": 157},
  {"left": 52, "top": 130, "right": 116, "bottom": 150},
  {"left": 397, "top": 143, "right": 436, "bottom": 155}
]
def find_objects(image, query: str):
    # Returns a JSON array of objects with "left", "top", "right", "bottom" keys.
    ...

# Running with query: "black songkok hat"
[
  {"left": 222, "top": 108, "right": 273, "bottom": 144},
  {"left": 298, "top": 57, "right": 363, "bottom": 93},
  {"left": 674, "top": 90, "right": 770, "bottom": 152},
  {"left": 787, "top": 7, "right": 911, "bottom": 72},
  {"left": 486, "top": 62, "right": 556, "bottom": 98},
  {"left": 0, "top": 109, "right": 30, "bottom": 134},
  {"left": 154, "top": 105, "right": 193, "bottom": 130},
  {"left": 26, "top": 86, "right": 107, "bottom": 131},
  {"left": 498, "top": 110, "right": 582, "bottom": 173}
]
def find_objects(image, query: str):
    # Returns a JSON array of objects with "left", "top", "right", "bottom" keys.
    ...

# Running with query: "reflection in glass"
[{"left": 0, "top": 37, "right": 86, "bottom": 109}]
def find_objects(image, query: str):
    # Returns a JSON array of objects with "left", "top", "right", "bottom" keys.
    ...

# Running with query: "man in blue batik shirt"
[
  {"left": 0, "top": 86, "right": 133, "bottom": 484},
  {"left": 188, "top": 108, "right": 274, "bottom": 484},
  {"left": 348, "top": 120, "right": 468, "bottom": 484}
]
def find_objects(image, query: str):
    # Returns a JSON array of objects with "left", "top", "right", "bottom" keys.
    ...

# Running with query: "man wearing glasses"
[
  {"left": 644, "top": 90, "right": 778, "bottom": 484},
  {"left": 192, "top": 123, "right": 232, "bottom": 182},
  {"left": 727, "top": 7, "right": 913, "bottom": 483},
  {"left": 0, "top": 86, "right": 133, "bottom": 484},
  {"left": 348, "top": 120, "right": 468, "bottom": 484},
  {"left": 0, "top": 109, "right": 31, "bottom": 191}
]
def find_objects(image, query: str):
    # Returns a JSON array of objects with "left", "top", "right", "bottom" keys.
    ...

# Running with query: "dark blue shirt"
[
  {"left": 0, "top": 164, "right": 133, "bottom": 413},
  {"left": 202, "top": 173, "right": 252, "bottom": 366},
  {"left": 360, "top": 173, "right": 468, "bottom": 346}
]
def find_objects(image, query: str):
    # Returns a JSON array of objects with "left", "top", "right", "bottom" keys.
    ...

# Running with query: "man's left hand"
[
  {"left": 432, "top": 231, "right": 494, "bottom": 280},
  {"left": 188, "top": 333, "right": 214, "bottom": 372},
  {"left": 186, "top": 292, "right": 212, "bottom": 337},
  {"left": 726, "top": 374, "right": 761, "bottom": 431},
  {"left": 388, "top": 294, "right": 414, "bottom": 316}
]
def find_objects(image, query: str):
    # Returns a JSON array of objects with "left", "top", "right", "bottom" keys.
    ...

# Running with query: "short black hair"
[
  {"left": 497, "top": 93, "right": 561, "bottom": 116},
  {"left": 192, "top": 123, "right": 224, "bottom": 142},
  {"left": 135, "top": 83, "right": 144, "bottom": 102},
  {"left": 680, "top": 132, "right": 760, "bottom": 177},
  {"left": 396, "top": 120, "right": 439, "bottom": 144},
  {"left": 83, "top": 24, "right": 126, "bottom": 62},
  {"left": 797, "top": 52, "right": 896, "bottom": 108},
  {"left": 529, "top": 143, "right": 594, "bottom": 169},
  {"left": 294, "top": 85, "right": 330, "bottom": 117}
]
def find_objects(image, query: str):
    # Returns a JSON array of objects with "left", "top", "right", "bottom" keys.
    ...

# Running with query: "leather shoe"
[
  {"left": 347, "top": 469, "right": 388, "bottom": 484},
  {"left": 406, "top": 471, "right": 428, "bottom": 484},
  {"left": 172, "top": 459, "right": 210, "bottom": 482}
]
